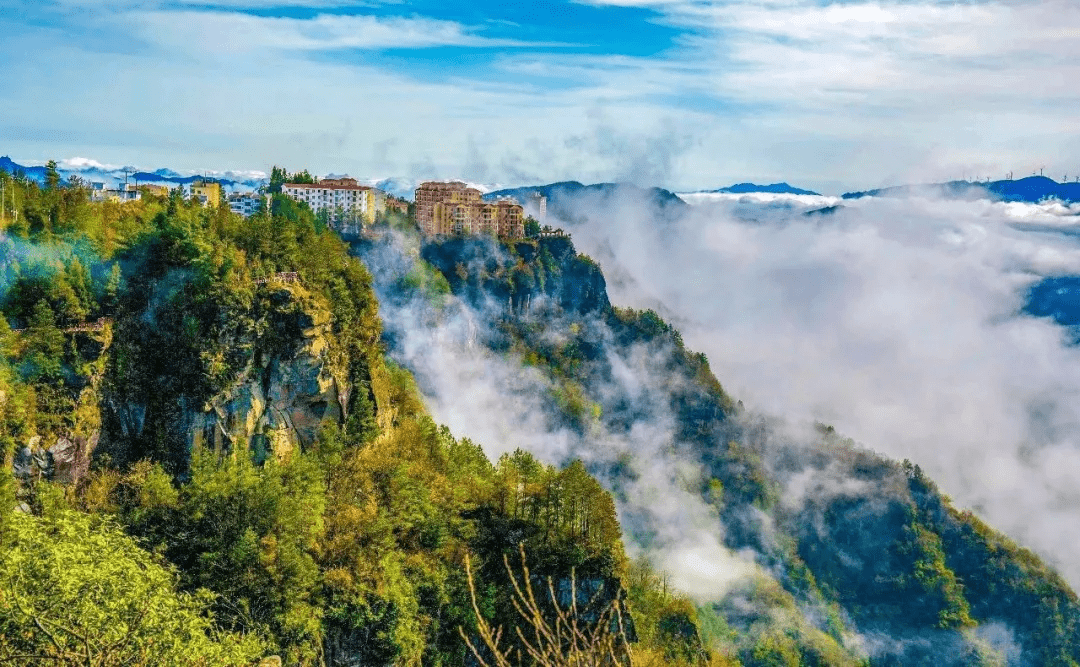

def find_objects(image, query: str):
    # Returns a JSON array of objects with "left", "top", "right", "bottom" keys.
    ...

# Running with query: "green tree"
[
  {"left": 21, "top": 300, "right": 65, "bottom": 381},
  {"left": 44, "top": 160, "right": 61, "bottom": 192},
  {"left": 0, "top": 509, "right": 267, "bottom": 666}
]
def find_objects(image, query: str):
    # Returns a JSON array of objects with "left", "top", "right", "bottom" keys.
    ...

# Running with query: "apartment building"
[
  {"left": 526, "top": 192, "right": 547, "bottom": 223},
  {"left": 281, "top": 177, "right": 388, "bottom": 231},
  {"left": 414, "top": 181, "right": 524, "bottom": 238},
  {"left": 140, "top": 184, "right": 170, "bottom": 197},
  {"left": 190, "top": 180, "right": 222, "bottom": 208},
  {"left": 228, "top": 192, "right": 264, "bottom": 218},
  {"left": 89, "top": 182, "right": 140, "bottom": 203}
]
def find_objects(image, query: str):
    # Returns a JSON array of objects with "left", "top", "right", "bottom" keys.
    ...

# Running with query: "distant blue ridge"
[
  {"left": 0, "top": 156, "right": 265, "bottom": 189},
  {"left": 709, "top": 182, "right": 821, "bottom": 196},
  {"left": 843, "top": 176, "right": 1080, "bottom": 204},
  {"left": 1024, "top": 276, "right": 1080, "bottom": 344}
]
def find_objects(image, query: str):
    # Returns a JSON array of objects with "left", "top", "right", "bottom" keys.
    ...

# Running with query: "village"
[{"left": 86, "top": 175, "right": 549, "bottom": 240}]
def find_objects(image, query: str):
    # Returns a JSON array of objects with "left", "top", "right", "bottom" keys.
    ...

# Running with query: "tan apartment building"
[
  {"left": 190, "top": 180, "right": 222, "bottom": 208},
  {"left": 414, "top": 181, "right": 524, "bottom": 238},
  {"left": 140, "top": 184, "right": 170, "bottom": 198}
]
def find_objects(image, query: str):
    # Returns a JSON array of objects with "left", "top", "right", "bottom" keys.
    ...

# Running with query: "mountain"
[
  {"left": 0, "top": 155, "right": 267, "bottom": 190},
  {"left": 843, "top": 175, "right": 1080, "bottom": 203},
  {"left": 5, "top": 173, "right": 1080, "bottom": 666},
  {"left": 0, "top": 156, "right": 47, "bottom": 181},
  {"left": 708, "top": 182, "right": 821, "bottom": 196},
  {"left": 352, "top": 225, "right": 1080, "bottom": 666},
  {"left": 485, "top": 181, "right": 687, "bottom": 224}
]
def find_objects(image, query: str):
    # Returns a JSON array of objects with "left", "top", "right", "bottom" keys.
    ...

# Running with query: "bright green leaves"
[{"left": 0, "top": 509, "right": 267, "bottom": 666}]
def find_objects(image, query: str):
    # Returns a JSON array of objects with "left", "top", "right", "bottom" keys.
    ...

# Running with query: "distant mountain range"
[
  {"left": 0, "top": 156, "right": 268, "bottom": 191},
  {"left": 706, "top": 182, "right": 821, "bottom": 196},
  {"left": 485, "top": 181, "right": 686, "bottom": 223},
  {"left": 843, "top": 175, "right": 1080, "bottom": 204}
]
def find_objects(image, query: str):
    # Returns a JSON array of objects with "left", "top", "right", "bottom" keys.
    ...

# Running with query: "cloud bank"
[
  {"left": 3, "top": 0, "right": 1079, "bottom": 191},
  {"left": 559, "top": 190, "right": 1080, "bottom": 588}
]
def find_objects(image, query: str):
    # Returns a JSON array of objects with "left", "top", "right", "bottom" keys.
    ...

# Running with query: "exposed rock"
[
  {"left": 97, "top": 282, "right": 376, "bottom": 469},
  {"left": 188, "top": 293, "right": 343, "bottom": 462}
]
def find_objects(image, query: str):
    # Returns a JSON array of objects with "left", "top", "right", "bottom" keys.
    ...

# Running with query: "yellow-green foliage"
[
  {"left": 0, "top": 508, "right": 267, "bottom": 666},
  {"left": 626, "top": 557, "right": 710, "bottom": 666}
]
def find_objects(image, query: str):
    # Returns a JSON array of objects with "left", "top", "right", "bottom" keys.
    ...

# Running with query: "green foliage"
[
  {"left": 399, "top": 259, "right": 451, "bottom": 307},
  {"left": 0, "top": 508, "right": 267, "bottom": 666},
  {"left": 626, "top": 557, "right": 709, "bottom": 666},
  {"left": 119, "top": 452, "right": 327, "bottom": 664}
]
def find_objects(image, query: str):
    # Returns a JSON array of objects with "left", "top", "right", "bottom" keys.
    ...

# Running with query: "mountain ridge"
[
  {"left": 843, "top": 175, "right": 1080, "bottom": 203},
  {"left": 705, "top": 182, "right": 821, "bottom": 196}
]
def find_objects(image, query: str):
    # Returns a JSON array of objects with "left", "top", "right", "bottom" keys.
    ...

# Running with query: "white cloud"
[
  {"left": 556, "top": 191, "right": 1080, "bottom": 588},
  {"left": 58, "top": 157, "right": 122, "bottom": 171},
  {"left": 130, "top": 10, "right": 573, "bottom": 53},
  {"left": 2, "top": 0, "right": 1079, "bottom": 190}
]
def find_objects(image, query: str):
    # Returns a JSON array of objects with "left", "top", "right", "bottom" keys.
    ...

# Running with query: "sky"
[{"left": 2, "top": 0, "right": 1080, "bottom": 193}]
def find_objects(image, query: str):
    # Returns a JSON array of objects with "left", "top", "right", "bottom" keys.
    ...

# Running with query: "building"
[
  {"left": 140, "top": 184, "right": 170, "bottom": 198},
  {"left": 495, "top": 198, "right": 525, "bottom": 237},
  {"left": 281, "top": 177, "right": 388, "bottom": 233},
  {"left": 415, "top": 181, "right": 483, "bottom": 235},
  {"left": 386, "top": 196, "right": 409, "bottom": 214},
  {"left": 414, "top": 181, "right": 524, "bottom": 238},
  {"left": 526, "top": 191, "right": 547, "bottom": 223},
  {"left": 228, "top": 192, "right": 265, "bottom": 218},
  {"left": 89, "top": 182, "right": 140, "bottom": 203},
  {"left": 190, "top": 180, "right": 222, "bottom": 208}
]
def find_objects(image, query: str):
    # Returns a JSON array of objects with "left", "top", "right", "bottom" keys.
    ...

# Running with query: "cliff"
[
  {"left": 98, "top": 282, "right": 388, "bottom": 475},
  {"left": 355, "top": 228, "right": 1080, "bottom": 667}
]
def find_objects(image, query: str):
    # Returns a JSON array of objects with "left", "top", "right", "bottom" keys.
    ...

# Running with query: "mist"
[
  {"left": 359, "top": 232, "right": 762, "bottom": 601},
  {"left": 557, "top": 189, "right": 1080, "bottom": 589}
]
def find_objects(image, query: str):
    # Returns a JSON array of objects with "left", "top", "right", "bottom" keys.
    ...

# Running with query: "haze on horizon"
[{"left": 2, "top": 0, "right": 1080, "bottom": 193}]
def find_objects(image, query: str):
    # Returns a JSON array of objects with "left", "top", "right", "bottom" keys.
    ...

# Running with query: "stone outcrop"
[
  {"left": 96, "top": 282, "right": 382, "bottom": 471},
  {"left": 188, "top": 295, "right": 344, "bottom": 461},
  {"left": 11, "top": 330, "right": 108, "bottom": 486}
]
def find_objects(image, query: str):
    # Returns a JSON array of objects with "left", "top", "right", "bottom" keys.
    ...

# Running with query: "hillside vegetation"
[
  {"left": 2, "top": 163, "right": 1079, "bottom": 667},
  {"left": 355, "top": 223, "right": 1080, "bottom": 667},
  {"left": 0, "top": 166, "right": 659, "bottom": 666}
]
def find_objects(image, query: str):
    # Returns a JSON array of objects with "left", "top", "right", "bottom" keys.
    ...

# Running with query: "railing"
[
  {"left": 63, "top": 318, "right": 112, "bottom": 334},
  {"left": 254, "top": 272, "right": 300, "bottom": 285},
  {"left": 9, "top": 317, "right": 113, "bottom": 335}
]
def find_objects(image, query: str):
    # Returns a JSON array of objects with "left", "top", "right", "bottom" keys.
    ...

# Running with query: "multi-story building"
[
  {"left": 385, "top": 196, "right": 409, "bottom": 214},
  {"left": 89, "top": 182, "right": 140, "bottom": 203},
  {"left": 228, "top": 192, "right": 265, "bottom": 218},
  {"left": 495, "top": 198, "right": 525, "bottom": 237},
  {"left": 190, "top": 180, "right": 222, "bottom": 208},
  {"left": 526, "top": 192, "right": 547, "bottom": 223},
  {"left": 140, "top": 184, "right": 170, "bottom": 198},
  {"left": 415, "top": 181, "right": 483, "bottom": 235},
  {"left": 414, "top": 181, "right": 524, "bottom": 238},
  {"left": 281, "top": 177, "right": 387, "bottom": 233}
]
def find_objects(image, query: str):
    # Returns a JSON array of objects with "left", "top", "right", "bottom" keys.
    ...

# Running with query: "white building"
[
  {"left": 228, "top": 192, "right": 265, "bottom": 218},
  {"left": 89, "top": 182, "right": 141, "bottom": 203},
  {"left": 281, "top": 177, "right": 387, "bottom": 234}
]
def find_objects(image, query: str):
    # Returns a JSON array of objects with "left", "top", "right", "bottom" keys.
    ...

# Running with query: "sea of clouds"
[
  {"left": 364, "top": 187, "right": 1080, "bottom": 622},
  {"left": 564, "top": 189, "right": 1080, "bottom": 590}
]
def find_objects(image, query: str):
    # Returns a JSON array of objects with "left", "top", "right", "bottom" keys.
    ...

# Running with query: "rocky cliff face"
[
  {"left": 11, "top": 329, "right": 110, "bottom": 487},
  {"left": 419, "top": 235, "right": 610, "bottom": 316},
  {"left": 97, "top": 282, "right": 385, "bottom": 471},
  {"left": 185, "top": 294, "right": 343, "bottom": 462}
]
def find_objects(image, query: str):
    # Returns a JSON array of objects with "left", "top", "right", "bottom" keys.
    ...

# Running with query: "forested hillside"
[
  {"left": 0, "top": 166, "right": 686, "bottom": 666},
  {"left": 353, "top": 222, "right": 1080, "bottom": 667},
  {"left": 2, "top": 163, "right": 1080, "bottom": 667}
]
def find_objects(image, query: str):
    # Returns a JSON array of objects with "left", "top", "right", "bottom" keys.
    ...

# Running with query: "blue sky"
[{"left": 1, "top": 0, "right": 1079, "bottom": 192}]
